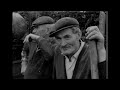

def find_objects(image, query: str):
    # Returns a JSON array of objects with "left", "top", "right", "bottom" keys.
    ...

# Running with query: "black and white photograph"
[{"left": 12, "top": 11, "right": 108, "bottom": 79}]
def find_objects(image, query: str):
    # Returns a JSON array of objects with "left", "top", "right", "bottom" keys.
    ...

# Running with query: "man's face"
[
  {"left": 55, "top": 28, "right": 81, "bottom": 56},
  {"left": 32, "top": 25, "right": 48, "bottom": 36}
]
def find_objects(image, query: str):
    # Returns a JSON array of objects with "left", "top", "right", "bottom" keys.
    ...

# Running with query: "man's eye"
[
  {"left": 55, "top": 37, "right": 61, "bottom": 40},
  {"left": 64, "top": 35, "right": 71, "bottom": 39}
]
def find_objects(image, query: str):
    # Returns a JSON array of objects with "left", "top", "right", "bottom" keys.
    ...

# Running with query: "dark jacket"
[
  {"left": 53, "top": 43, "right": 106, "bottom": 79},
  {"left": 22, "top": 41, "right": 38, "bottom": 63},
  {"left": 24, "top": 39, "right": 54, "bottom": 79}
]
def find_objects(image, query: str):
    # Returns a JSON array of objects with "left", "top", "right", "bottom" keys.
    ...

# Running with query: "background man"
[{"left": 21, "top": 16, "right": 55, "bottom": 79}]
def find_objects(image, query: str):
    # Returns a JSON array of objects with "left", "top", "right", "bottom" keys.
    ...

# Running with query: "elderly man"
[
  {"left": 49, "top": 17, "right": 106, "bottom": 79},
  {"left": 21, "top": 16, "right": 55, "bottom": 79},
  {"left": 24, "top": 17, "right": 106, "bottom": 79}
]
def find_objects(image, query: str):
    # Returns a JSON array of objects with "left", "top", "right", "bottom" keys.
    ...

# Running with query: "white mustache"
[{"left": 61, "top": 44, "right": 72, "bottom": 49}]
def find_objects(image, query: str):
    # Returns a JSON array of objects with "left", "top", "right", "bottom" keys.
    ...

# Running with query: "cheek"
[
  {"left": 61, "top": 46, "right": 75, "bottom": 55},
  {"left": 69, "top": 40, "right": 77, "bottom": 47},
  {"left": 69, "top": 41, "right": 79, "bottom": 51},
  {"left": 61, "top": 41, "right": 76, "bottom": 52}
]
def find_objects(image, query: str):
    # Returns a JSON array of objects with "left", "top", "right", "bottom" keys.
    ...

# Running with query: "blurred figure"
[
  {"left": 22, "top": 16, "right": 55, "bottom": 79},
  {"left": 12, "top": 12, "right": 27, "bottom": 40},
  {"left": 12, "top": 12, "right": 28, "bottom": 77}
]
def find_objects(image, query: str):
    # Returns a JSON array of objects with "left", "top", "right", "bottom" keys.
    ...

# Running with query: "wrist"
[
  {"left": 97, "top": 41, "right": 105, "bottom": 50},
  {"left": 98, "top": 48, "right": 106, "bottom": 63}
]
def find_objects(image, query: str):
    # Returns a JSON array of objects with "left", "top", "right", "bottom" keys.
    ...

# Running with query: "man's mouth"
[
  {"left": 61, "top": 45, "right": 72, "bottom": 51},
  {"left": 62, "top": 47, "right": 69, "bottom": 50}
]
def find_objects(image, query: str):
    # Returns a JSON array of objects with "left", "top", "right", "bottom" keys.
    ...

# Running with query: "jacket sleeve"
[
  {"left": 24, "top": 38, "right": 55, "bottom": 79},
  {"left": 98, "top": 61, "right": 106, "bottom": 79}
]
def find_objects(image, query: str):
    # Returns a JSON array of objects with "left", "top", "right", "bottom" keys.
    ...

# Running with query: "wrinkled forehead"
[{"left": 56, "top": 28, "right": 73, "bottom": 37}]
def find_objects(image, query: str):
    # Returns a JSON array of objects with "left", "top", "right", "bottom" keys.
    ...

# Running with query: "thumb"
[
  {"left": 23, "top": 38, "right": 26, "bottom": 43},
  {"left": 23, "top": 35, "right": 29, "bottom": 43}
]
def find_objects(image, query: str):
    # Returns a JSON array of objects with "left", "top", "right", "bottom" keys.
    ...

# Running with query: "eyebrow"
[{"left": 55, "top": 34, "right": 71, "bottom": 39}]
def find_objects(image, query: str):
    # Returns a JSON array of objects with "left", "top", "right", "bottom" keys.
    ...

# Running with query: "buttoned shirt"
[{"left": 64, "top": 41, "right": 85, "bottom": 79}]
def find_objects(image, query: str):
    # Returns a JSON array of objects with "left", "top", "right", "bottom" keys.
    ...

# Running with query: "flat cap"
[
  {"left": 49, "top": 17, "right": 79, "bottom": 37},
  {"left": 32, "top": 16, "right": 54, "bottom": 26},
  {"left": 32, "top": 24, "right": 55, "bottom": 37}
]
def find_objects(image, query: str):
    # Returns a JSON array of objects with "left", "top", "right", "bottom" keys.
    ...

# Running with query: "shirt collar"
[{"left": 72, "top": 40, "right": 85, "bottom": 60}]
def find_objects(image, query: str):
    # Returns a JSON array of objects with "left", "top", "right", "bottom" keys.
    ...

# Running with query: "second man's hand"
[{"left": 23, "top": 33, "right": 40, "bottom": 43}]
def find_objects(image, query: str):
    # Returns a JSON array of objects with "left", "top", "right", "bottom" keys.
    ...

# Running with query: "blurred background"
[{"left": 12, "top": 11, "right": 107, "bottom": 79}]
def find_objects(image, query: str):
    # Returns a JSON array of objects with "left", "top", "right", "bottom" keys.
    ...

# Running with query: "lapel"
[
  {"left": 72, "top": 43, "right": 91, "bottom": 79},
  {"left": 54, "top": 48, "right": 67, "bottom": 79}
]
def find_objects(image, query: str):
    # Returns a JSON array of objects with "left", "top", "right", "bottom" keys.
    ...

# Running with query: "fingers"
[
  {"left": 86, "top": 30, "right": 98, "bottom": 39},
  {"left": 86, "top": 26, "right": 99, "bottom": 35},
  {"left": 23, "top": 38, "right": 26, "bottom": 43},
  {"left": 85, "top": 26, "right": 104, "bottom": 42},
  {"left": 23, "top": 37, "right": 26, "bottom": 43},
  {"left": 87, "top": 34, "right": 98, "bottom": 40},
  {"left": 23, "top": 36, "right": 27, "bottom": 43},
  {"left": 23, "top": 34, "right": 30, "bottom": 43},
  {"left": 85, "top": 26, "right": 101, "bottom": 40},
  {"left": 23, "top": 33, "right": 33, "bottom": 43}
]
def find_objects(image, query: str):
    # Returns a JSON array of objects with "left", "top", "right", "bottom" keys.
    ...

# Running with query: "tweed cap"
[
  {"left": 31, "top": 16, "right": 54, "bottom": 36},
  {"left": 32, "top": 23, "right": 55, "bottom": 37},
  {"left": 49, "top": 17, "right": 79, "bottom": 37},
  {"left": 32, "top": 16, "right": 54, "bottom": 27}
]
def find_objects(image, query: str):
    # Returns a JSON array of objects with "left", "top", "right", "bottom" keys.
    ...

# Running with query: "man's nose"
[
  {"left": 32, "top": 29, "right": 37, "bottom": 33},
  {"left": 61, "top": 39, "right": 67, "bottom": 46}
]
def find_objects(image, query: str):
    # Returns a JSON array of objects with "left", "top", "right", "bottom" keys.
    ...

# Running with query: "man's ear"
[{"left": 77, "top": 31, "right": 82, "bottom": 40}]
